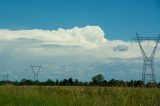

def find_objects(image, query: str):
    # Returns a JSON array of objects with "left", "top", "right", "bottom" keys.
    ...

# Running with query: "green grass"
[{"left": 0, "top": 85, "right": 160, "bottom": 106}]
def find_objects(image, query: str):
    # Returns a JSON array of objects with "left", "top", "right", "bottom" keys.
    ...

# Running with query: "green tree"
[
  {"left": 68, "top": 77, "right": 73, "bottom": 86},
  {"left": 45, "top": 79, "right": 55, "bottom": 86},
  {"left": 73, "top": 79, "right": 79, "bottom": 86},
  {"left": 91, "top": 74, "right": 104, "bottom": 86}
]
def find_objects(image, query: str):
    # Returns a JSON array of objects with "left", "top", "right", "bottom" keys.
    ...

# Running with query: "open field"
[{"left": 0, "top": 86, "right": 160, "bottom": 106}]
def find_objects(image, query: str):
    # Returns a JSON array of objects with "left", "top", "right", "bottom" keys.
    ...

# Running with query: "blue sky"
[{"left": 0, "top": 0, "right": 159, "bottom": 40}]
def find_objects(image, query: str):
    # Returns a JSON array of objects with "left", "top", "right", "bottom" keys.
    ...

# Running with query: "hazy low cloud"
[{"left": 0, "top": 26, "right": 159, "bottom": 81}]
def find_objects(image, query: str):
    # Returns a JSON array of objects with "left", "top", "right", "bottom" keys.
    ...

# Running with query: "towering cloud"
[{"left": 0, "top": 26, "right": 107, "bottom": 48}]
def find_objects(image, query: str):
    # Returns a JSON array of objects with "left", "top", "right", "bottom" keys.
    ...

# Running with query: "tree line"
[{"left": 0, "top": 74, "right": 160, "bottom": 87}]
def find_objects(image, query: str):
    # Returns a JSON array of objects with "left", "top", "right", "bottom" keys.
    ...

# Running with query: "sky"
[
  {"left": 0, "top": 0, "right": 160, "bottom": 40},
  {"left": 0, "top": 0, "right": 160, "bottom": 81}
]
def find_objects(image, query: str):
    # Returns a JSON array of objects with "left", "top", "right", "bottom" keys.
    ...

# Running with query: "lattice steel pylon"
[
  {"left": 132, "top": 33, "right": 160, "bottom": 84},
  {"left": 31, "top": 65, "right": 41, "bottom": 81}
]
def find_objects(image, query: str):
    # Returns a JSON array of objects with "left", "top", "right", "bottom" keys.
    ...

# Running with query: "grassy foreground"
[{"left": 0, "top": 86, "right": 160, "bottom": 106}]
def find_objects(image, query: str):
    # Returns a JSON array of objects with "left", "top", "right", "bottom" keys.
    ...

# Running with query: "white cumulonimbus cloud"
[{"left": 0, "top": 26, "right": 107, "bottom": 48}]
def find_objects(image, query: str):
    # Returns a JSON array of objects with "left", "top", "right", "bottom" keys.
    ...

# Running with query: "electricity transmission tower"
[
  {"left": 31, "top": 65, "right": 41, "bottom": 81},
  {"left": 1, "top": 73, "right": 9, "bottom": 84},
  {"left": 132, "top": 33, "right": 160, "bottom": 84}
]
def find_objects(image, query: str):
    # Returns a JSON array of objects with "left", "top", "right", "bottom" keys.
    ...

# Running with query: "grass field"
[{"left": 0, "top": 86, "right": 160, "bottom": 106}]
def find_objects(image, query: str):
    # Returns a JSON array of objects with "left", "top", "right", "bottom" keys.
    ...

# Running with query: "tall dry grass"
[{"left": 0, "top": 86, "right": 160, "bottom": 106}]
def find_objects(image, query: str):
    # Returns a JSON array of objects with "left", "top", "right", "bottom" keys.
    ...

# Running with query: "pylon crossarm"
[{"left": 134, "top": 37, "right": 159, "bottom": 41}]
